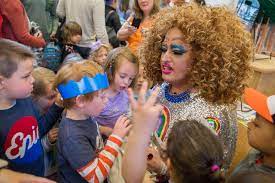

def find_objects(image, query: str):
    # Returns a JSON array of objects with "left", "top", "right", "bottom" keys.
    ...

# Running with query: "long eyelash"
[{"left": 160, "top": 45, "right": 167, "bottom": 52}]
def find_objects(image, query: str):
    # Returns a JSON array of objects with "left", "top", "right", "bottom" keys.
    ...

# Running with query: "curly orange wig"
[{"left": 141, "top": 4, "right": 253, "bottom": 104}]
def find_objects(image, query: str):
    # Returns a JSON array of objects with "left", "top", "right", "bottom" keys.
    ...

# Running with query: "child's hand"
[
  {"left": 48, "top": 128, "right": 59, "bottom": 144},
  {"left": 146, "top": 147, "right": 163, "bottom": 174},
  {"left": 99, "top": 126, "right": 113, "bottom": 137},
  {"left": 128, "top": 81, "right": 163, "bottom": 134},
  {"left": 112, "top": 115, "right": 132, "bottom": 139}
]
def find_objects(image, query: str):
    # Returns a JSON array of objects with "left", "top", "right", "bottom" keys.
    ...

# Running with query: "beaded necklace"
[{"left": 164, "top": 84, "right": 191, "bottom": 103}]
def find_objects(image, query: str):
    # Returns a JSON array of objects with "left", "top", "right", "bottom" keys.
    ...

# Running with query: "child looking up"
[
  {"left": 0, "top": 39, "right": 63, "bottom": 176},
  {"left": 94, "top": 47, "right": 139, "bottom": 136},
  {"left": 232, "top": 88, "right": 275, "bottom": 176},
  {"left": 54, "top": 61, "right": 132, "bottom": 183}
]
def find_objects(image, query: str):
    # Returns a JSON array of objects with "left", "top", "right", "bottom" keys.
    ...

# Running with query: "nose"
[
  {"left": 161, "top": 50, "right": 171, "bottom": 64},
  {"left": 30, "top": 75, "right": 35, "bottom": 84}
]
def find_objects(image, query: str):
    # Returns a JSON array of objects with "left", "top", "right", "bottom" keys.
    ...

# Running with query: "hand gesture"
[
  {"left": 128, "top": 81, "right": 163, "bottom": 134},
  {"left": 112, "top": 115, "right": 132, "bottom": 139},
  {"left": 47, "top": 128, "right": 59, "bottom": 144}
]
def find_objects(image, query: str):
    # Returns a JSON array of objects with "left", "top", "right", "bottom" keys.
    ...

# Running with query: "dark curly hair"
[{"left": 141, "top": 4, "right": 253, "bottom": 104}]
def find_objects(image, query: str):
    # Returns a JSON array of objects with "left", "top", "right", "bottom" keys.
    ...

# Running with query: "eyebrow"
[{"left": 163, "top": 37, "right": 184, "bottom": 42}]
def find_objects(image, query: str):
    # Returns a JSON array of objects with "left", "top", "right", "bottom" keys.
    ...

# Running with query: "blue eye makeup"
[
  {"left": 160, "top": 44, "right": 188, "bottom": 55},
  {"left": 171, "top": 44, "right": 187, "bottom": 55}
]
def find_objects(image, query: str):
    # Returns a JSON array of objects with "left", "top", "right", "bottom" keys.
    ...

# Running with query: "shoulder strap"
[{"left": 106, "top": 10, "right": 115, "bottom": 23}]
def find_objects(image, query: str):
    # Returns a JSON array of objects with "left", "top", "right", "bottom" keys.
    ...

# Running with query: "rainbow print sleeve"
[{"left": 77, "top": 135, "right": 123, "bottom": 183}]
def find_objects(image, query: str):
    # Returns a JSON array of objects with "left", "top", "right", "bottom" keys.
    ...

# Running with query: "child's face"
[
  {"left": 248, "top": 115, "right": 275, "bottom": 154},
  {"left": 35, "top": 85, "right": 57, "bottom": 113},
  {"left": 95, "top": 47, "right": 108, "bottom": 66},
  {"left": 70, "top": 34, "right": 82, "bottom": 44},
  {"left": 1, "top": 59, "right": 34, "bottom": 99},
  {"left": 84, "top": 90, "right": 108, "bottom": 117},
  {"left": 112, "top": 58, "right": 138, "bottom": 92},
  {"left": 134, "top": 65, "right": 147, "bottom": 92}
]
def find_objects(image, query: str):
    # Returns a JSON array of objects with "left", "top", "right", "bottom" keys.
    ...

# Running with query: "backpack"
[
  {"left": 106, "top": 10, "right": 120, "bottom": 48},
  {"left": 42, "top": 42, "right": 62, "bottom": 72}
]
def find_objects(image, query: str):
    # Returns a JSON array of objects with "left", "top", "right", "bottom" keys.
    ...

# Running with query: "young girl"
[
  {"left": 165, "top": 120, "right": 224, "bottom": 183},
  {"left": 94, "top": 47, "right": 139, "bottom": 136},
  {"left": 61, "top": 21, "right": 91, "bottom": 63},
  {"left": 89, "top": 41, "right": 112, "bottom": 67},
  {"left": 32, "top": 67, "right": 59, "bottom": 179}
]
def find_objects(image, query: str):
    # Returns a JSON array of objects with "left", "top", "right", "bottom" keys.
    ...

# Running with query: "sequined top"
[{"left": 157, "top": 82, "right": 238, "bottom": 170}]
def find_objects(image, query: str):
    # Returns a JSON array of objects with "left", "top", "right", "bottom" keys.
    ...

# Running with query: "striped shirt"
[{"left": 58, "top": 117, "right": 123, "bottom": 183}]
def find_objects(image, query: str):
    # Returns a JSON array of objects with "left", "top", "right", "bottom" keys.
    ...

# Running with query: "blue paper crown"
[{"left": 57, "top": 73, "right": 109, "bottom": 99}]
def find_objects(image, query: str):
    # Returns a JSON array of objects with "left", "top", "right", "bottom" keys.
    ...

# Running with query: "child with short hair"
[
  {"left": 0, "top": 39, "right": 63, "bottom": 176},
  {"left": 54, "top": 61, "right": 132, "bottom": 183},
  {"left": 32, "top": 67, "right": 59, "bottom": 178},
  {"left": 89, "top": 41, "right": 112, "bottom": 67},
  {"left": 231, "top": 88, "right": 275, "bottom": 176},
  {"left": 94, "top": 47, "right": 139, "bottom": 136}
]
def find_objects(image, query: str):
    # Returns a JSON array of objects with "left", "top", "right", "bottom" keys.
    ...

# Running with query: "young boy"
[
  {"left": 0, "top": 39, "right": 63, "bottom": 176},
  {"left": 54, "top": 61, "right": 131, "bottom": 183},
  {"left": 32, "top": 67, "right": 59, "bottom": 178},
  {"left": 232, "top": 88, "right": 275, "bottom": 175}
]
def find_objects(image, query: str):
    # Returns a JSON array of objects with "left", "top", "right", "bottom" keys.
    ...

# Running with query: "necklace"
[{"left": 164, "top": 84, "right": 191, "bottom": 103}]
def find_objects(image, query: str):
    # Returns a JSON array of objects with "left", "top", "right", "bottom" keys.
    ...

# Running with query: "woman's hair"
[
  {"left": 167, "top": 120, "right": 224, "bottom": 183},
  {"left": 32, "top": 67, "right": 56, "bottom": 97},
  {"left": 133, "top": 0, "right": 160, "bottom": 19},
  {"left": 54, "top": 61, "right": 103, "bottom": 109},
  {"left": 62, "top": 21, "right": 82, "bottom": 44},
  {"left": 104, "top": 47, "right": 139, "bottom": 87},
  {"left": 141, "top": 4, "right": 253, "bottom": 104},
  {"left": 227, "top": 171, "right": 275, "bottom": 183}
]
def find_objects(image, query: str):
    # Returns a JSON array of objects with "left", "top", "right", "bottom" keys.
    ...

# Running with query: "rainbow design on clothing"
[
  {"left": 206, "top": 117, "right": 221, "bottom": 134},
  {"left": 157, "top": 105, "right": 171, "bottom": 141}
]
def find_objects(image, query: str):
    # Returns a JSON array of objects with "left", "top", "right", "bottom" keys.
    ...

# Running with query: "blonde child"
[
  {"left": 54, "top": 61, "right": 131, "bottom": 182},
  {"left": 94, "top": 47, "right": 139, "bottom": 136},
  {"left": 32, "top": 67, "right": 59, "bottom": 178},
  {"left": 89, "top": 41, "right": 112, "bottom": 67},
  {"left": 0, "top": 39, "right": 63, "bottom": 176}
]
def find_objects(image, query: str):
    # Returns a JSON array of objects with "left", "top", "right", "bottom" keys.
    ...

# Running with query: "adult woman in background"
[{"left": 117, "top": 0, "right": 159, "bottom": 54}]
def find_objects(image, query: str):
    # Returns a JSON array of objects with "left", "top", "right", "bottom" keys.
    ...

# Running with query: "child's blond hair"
[
  {"left": 54, "top": 61, "right": 103, "bottom": 109},
  {"left": 32, "top": 67, "right": 56, "bottom": 98},
  {"left": 104, "top": 47, "right": 139, "bottom": 88},
  {"left": 89, "top": 44, "right": 112, "bottom": 63}
]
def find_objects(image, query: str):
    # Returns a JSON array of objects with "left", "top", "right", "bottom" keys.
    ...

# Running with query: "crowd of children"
[{"left": 0, "top": 1, "right": 275, "bottom": 183}]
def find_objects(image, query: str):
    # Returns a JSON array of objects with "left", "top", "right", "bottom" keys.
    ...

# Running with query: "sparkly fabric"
[{"left": 158, "top": 82, "right": 238, "bottom": 170}]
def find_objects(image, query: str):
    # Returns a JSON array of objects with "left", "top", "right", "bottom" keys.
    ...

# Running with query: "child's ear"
[
  {"left": 0, "top": 76, "right": 6, "bottom": 90},
  {"left": 75, "top": 95, "right": 85, "bottom": 108}
]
